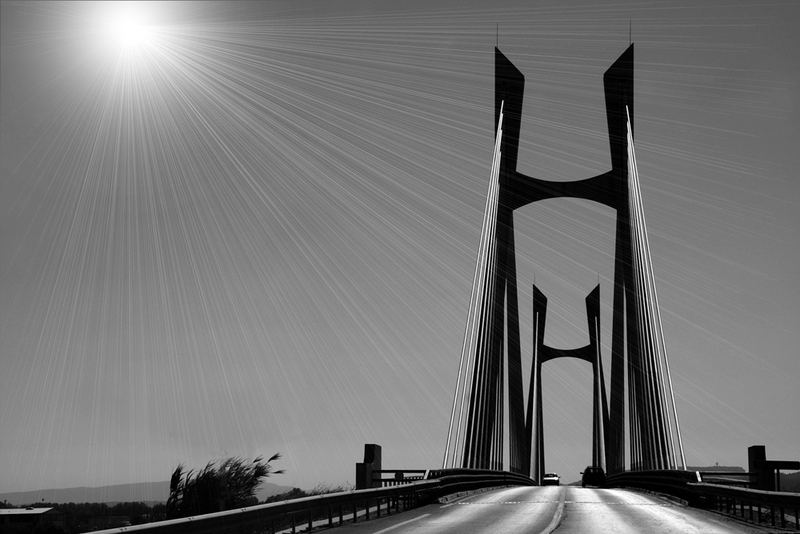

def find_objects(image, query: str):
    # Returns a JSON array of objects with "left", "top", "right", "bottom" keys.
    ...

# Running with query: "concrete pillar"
[
  {"left": 748, "top": 445, "right": 769, "bottom": 491},
  {"left": 356, "top": 444, "right": 382, "bottom": 490}
]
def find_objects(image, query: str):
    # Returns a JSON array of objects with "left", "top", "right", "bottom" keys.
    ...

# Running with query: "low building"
[{"left": 0, "top": 507, "right": 63, "bottom": 531}]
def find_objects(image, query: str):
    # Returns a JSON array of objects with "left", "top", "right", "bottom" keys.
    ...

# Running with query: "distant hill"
[{"left": 0, "top": 480, "right": 294, "bottom": 506}]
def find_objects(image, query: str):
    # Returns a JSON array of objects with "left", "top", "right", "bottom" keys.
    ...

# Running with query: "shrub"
[{"left": 166, "top": 454, "right": 283, "bottom": 518}]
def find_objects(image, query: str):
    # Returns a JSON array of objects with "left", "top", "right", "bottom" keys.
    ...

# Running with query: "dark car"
[
  {"left": 580, "top": 466, "right": 606, "bottom": 488},
  {"left": 542, "top": 472, "right": 560, "bottom": 486}
]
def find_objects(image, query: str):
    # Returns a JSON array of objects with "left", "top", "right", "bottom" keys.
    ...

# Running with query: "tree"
[{"left": 166, "top": 454, "right": 283, "bottom": 519}]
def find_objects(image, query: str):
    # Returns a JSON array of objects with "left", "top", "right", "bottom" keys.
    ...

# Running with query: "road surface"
[{"left": 332, "top": 486, "right": 769, "bottom": 533}]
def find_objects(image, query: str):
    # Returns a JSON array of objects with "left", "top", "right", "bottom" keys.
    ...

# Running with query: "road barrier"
[
  {"left": 689, "top": 482, "right": 800, "bottom": 530},
  {"left": 424, "top": 468, "right": 536, "bottom": 498},
  {"left": 89, "top": 469, "right": 534, "bottom": 534},
  {"left": 696, "top": 471, "right": 753, "bottom": 487},
  {"left": 606, "top": 469, "right": 703, "bottom": 503},
  {"left": 606, "top": 469, "right": 800, "bottom": 530}
]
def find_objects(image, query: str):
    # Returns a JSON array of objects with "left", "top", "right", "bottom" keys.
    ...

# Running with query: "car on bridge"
[
  {"left": 580, "top": 466, "right": 606, "bottom": 488},
  {"left": 542, "top": 472, "right": 560, "bottom": 486}
]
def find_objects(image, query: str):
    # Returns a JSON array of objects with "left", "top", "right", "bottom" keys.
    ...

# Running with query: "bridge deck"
[{"left": 331, "top": 486, "right": 767, "bottom": 533}]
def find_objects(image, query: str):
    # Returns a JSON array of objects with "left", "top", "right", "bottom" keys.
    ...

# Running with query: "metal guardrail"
[
  {"left": 697, "top": 471, "right": 753, "bottom": 487},
  {"left": 419, "top": 468, "right": 536, "bottom": 502},
  {"left": 606, "top": 469, "right": 800, "bottom": 530},
  {"left": 88, "top": 482, "right": 436, "bottom": 534},
  {"left": 426, "top": 468, "right": 536, "bottom": 493},
  {"left": 606, "top": 469, "right": 702, "bottom": 503},
  {"left": 689, "top": 482, "right": 800, "bottom": 530},
  {"left": 88, "top": 469, "right": 534, "bottom": 534}
]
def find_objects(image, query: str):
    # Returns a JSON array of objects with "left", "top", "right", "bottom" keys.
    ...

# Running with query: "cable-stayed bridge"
[
  {"left": 442, "top": 44, "right": 685, "bottom": 482},
  {"left": 92, "top": 44, "right": 799, "bottom": 534}
]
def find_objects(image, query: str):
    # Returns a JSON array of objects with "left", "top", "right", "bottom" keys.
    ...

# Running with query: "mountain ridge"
[{"left": 0, "top": 480, "right": 294, "bottom": 506}]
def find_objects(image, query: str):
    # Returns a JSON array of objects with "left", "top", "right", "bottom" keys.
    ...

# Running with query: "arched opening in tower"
[{"left": 512, "top": 197, "right": 615, "bottom": 478}]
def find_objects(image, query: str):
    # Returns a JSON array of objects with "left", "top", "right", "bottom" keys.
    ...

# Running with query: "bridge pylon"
[
  {"left": 443, "top": 45, "right": 686, "bottom": 478},
  {"left": 528, "top": 284, "right": 608, "bottom": 483}
]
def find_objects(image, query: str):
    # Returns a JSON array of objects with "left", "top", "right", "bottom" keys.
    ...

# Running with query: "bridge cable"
[
  {"left": 444, "top": 103, "right": 504, "bottom": 468},
  {"left": 628, "top": 109, "right": 666, "bottom": 468},
  {"left": 626, "top": 107, "right": 686, "bottom": 469}
]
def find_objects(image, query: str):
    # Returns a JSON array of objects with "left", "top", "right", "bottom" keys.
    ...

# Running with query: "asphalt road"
[{"left": 331, "top": 486, "right": 769, "bottom": 533}]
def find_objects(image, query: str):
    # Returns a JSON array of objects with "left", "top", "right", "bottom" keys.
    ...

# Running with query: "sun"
[
  {"left": 94, "top": 2, "right": 158, "bottom": 54},
  {"left": 110, "top": 14, "right": 153, "bottom": 49}
]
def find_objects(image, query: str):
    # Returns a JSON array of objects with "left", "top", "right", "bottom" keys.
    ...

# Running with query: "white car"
[{"left": 542, "top": 472, "right": 560, "bottom": 486}]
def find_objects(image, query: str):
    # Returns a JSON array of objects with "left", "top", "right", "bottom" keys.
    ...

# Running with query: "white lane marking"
[
  {"left": 541, "top": 487, "right": 566, "bottom": 534},
  {"left": 439, "top": 503, "right": 456, "bottom": 509},
  {"left": 371, "top": 513, "right": 431, "bottom": 534}
]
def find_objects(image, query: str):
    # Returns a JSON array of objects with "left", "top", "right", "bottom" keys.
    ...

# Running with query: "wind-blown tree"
[{"left": 166, "top": 454, "right": 283, "bottom": 519}]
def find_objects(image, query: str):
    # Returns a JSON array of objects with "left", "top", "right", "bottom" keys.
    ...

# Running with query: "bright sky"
[{"left": 1, "top": 0, "right": 798, "bottom": 494}]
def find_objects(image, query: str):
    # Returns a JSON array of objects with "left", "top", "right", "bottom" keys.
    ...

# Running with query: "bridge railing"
[
  {"left": 606, "top": 469, "right": 702, "bottom": 504},
  {"left": 425, "top": 467, "right": 536, "bottom": 495},
  {"left": 89, "top": 482, "right": 436, "bottom": 534},
  {"left": 697, "top": 471, "right": 753, "bottom": 487},
  {"left": 89, "top": 469, "right": 533, "bottom": 534},
  {"left": 606, "top": 469, "right": 800, "bottom": 530},
  {"left": 689, "top": 482, "right": 800, "bottom": 530}
]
